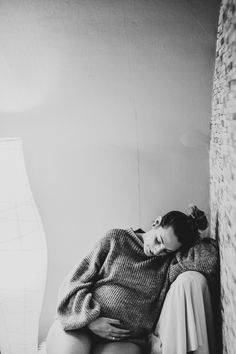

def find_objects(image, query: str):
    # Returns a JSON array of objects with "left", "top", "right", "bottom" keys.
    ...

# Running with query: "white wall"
[{"left": 0, "top": 0, "right": 220, "bottom": 343}]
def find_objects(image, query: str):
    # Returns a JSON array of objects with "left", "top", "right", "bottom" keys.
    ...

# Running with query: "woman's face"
[{"left": 143, "top": 225, "right": 182, "bottom": 257}]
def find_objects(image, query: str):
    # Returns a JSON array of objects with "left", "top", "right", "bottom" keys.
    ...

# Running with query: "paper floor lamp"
[{"left": 0, "top": 138, "right": 47, "bottom": 354}]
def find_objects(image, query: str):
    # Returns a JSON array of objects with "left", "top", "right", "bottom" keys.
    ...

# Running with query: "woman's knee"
[
  {"left": 46, "top": 319, "right": 92, "bottom": 354},
  {"left": 174, "top": 271, "right": 208, "bottom": 290}
]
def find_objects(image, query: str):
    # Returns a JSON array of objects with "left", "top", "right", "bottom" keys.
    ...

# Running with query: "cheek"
[{"left": 146, "top": 234, "right": 156, "bottom": 246}]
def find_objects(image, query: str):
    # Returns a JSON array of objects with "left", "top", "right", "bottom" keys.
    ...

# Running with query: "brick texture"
[{"left": 210, "top": 1, "right": 236, "bottom": 353}]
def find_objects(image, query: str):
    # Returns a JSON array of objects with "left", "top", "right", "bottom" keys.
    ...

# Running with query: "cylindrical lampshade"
[{"left": 0, "top": 138, "right": 47, "bottom": 354}]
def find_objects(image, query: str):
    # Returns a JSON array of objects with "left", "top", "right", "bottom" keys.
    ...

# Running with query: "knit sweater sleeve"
[
  {"left": 168, "top": 237, "right": 220, "bottom": 286},
  {"left": 55, "top": 231, "right": 112, "bottom": 330}
]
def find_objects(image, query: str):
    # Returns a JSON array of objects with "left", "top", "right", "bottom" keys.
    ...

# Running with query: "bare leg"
[
  {"left": 93, "top": 341, "right": 143, "bottom": 354},
  {"left": 46, "top": 319, "right": 92, "bottom": 354}
]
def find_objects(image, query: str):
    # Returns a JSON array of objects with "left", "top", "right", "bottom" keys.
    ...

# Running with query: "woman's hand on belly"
[{"left": 87, "top": 317, "right": 131, "bottom": 341}]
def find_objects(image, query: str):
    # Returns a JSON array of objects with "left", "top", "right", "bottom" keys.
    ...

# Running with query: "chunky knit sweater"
[{"left": 56, "top": 228, "right": 219, "bottom": 343}]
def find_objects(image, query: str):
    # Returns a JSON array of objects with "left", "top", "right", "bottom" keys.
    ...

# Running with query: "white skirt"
[{"left": 150, "top": 271, "right": 216, "bottom": 354}]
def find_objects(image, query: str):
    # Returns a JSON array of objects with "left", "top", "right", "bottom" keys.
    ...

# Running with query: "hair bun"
[{"left": 187, "top": 204, "right": 208, "bottom": 231}]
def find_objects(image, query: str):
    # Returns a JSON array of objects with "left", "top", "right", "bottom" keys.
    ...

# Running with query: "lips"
[{"left": 145, "top": 246, "right": 154, "bottom": 256}]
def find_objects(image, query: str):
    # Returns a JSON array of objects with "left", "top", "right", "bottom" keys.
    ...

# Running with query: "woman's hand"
[{"left": 87, "top": 317, "right": 131, "bottom": 341}]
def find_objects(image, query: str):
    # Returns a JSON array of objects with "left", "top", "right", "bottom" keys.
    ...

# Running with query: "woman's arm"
[
  {"left": 168, "top": 238, "right": 220, "bottom": 286},
  {"left": 55, "top": 231, "right": 112, "bottom": 330}
]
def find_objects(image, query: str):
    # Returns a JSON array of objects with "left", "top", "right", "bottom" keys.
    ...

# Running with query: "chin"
[{"left": 144, "top": 249, "right": 154, "bottom": 257}]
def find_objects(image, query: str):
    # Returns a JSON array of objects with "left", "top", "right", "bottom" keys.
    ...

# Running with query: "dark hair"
[{"left": 160, "top": 205, "right": 208, "bottom": 248}]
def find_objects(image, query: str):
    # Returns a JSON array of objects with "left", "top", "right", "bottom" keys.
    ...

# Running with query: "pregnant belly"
[{"left": 92, "top": 284, "right": 155, "bottom": 336}]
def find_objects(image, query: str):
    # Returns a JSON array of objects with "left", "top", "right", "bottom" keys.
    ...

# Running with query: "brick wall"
[{"left": 210, "top": 0, "right": 236, "bottom": 353}]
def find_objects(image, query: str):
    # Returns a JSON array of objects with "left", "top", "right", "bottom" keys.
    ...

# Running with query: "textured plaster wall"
[{"left": 210, "top": 1, "right": 236, "bottom": 353}]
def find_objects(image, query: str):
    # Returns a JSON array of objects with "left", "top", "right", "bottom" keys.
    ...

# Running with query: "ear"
[{"left": 152, "top": 216, "right": 162, "bottom": 228}]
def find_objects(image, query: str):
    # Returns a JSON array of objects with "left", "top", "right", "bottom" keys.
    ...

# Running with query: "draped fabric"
[{"left": 150, "top": 271, "right": 215, "bottom": 354}]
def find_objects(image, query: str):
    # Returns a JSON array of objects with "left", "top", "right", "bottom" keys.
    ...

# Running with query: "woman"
[{"left": 46, "top": 205, "right": 219, "bottom": 354}]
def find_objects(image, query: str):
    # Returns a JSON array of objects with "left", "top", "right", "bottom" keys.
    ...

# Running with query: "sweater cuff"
[{"left": 57, "top": 307, "right": 101, "bottom": 331}]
